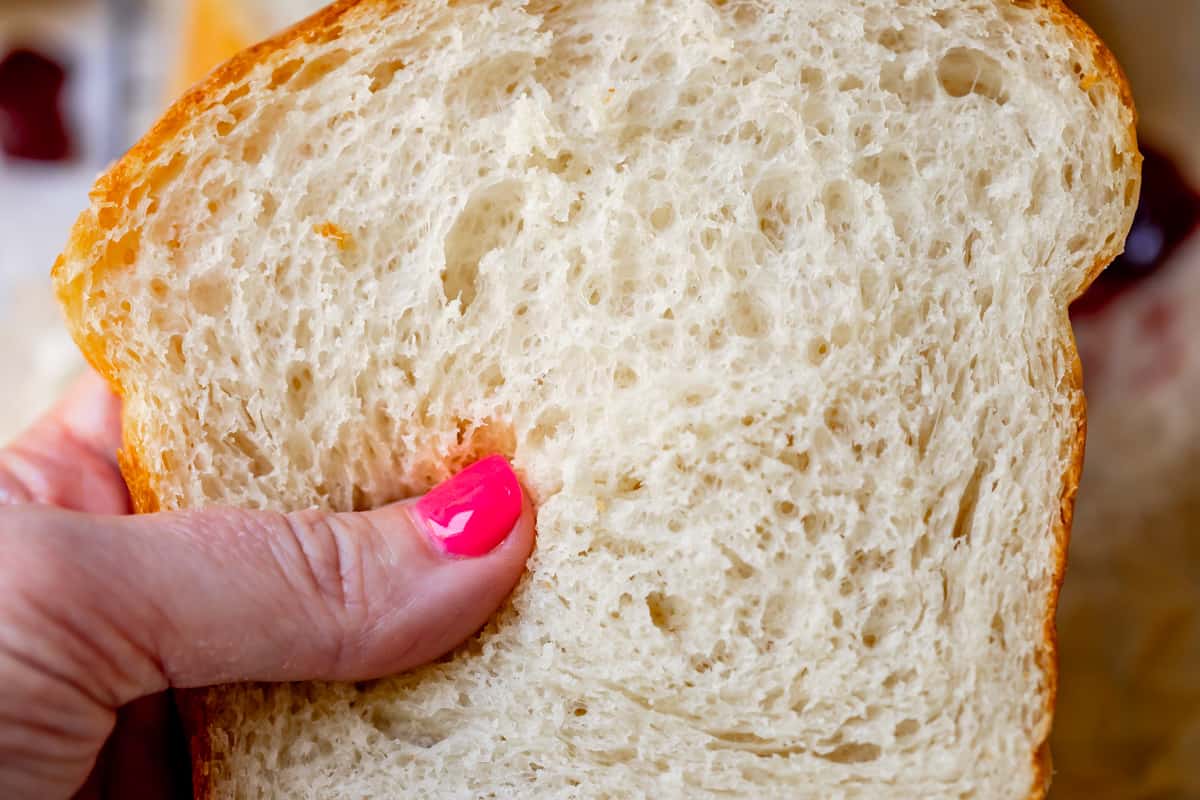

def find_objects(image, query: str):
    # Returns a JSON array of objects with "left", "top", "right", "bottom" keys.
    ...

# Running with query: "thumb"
[{"left": 4, "top": 456, "right": 534, "bottom": 706}]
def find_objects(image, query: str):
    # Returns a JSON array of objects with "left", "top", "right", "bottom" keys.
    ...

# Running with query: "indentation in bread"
[{"left": 54, "top": 1, "right": 1139, "bottom": 797}]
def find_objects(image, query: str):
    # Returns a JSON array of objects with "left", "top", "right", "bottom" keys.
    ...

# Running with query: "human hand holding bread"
[{"left": 0, "top": 372, "right": 534, "bottom": 798}]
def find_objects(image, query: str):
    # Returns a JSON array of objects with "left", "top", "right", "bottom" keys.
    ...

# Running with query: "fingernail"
[{"left": 413, "top": 456, "right": 523, "bottom": 558}]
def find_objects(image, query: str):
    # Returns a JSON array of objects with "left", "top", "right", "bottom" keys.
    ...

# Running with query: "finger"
[
  {"left": 0, "top": 371, "right": 128, "bottom": 514},
  {"left": 37, "top": 371, "right": 123, "bottom": 460},
  {"left": 5, "top": 456, "right": 533, "bottom": 706}
]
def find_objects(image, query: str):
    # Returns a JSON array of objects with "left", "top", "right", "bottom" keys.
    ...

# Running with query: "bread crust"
[
  {"left": 49, "top": 1, "right": 1138, "bottom": 797},
  {"left": 1026, "top": 5, "right": 1141, "bottom": 797}
]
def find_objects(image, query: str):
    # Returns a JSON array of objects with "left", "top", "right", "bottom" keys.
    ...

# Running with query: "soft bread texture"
[{"left": 54, "top": 0, "right": 1139, "bottom": 797}]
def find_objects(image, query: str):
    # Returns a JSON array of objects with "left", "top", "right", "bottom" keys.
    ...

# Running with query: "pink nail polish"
[{"left": 413, "top": 456, "right": 522, "bottom": 558}]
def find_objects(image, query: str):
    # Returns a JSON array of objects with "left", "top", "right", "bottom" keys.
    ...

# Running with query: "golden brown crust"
[
  {"left": 1027, "top": 330, "right": 1087, "bottom": 800},
  {"left": 48, "top": 1, "right": 1140, "bottom": 797},
  {"left": 117, "top": 431, "right": 161, "bottom": 514},
  {"left": 1026, "top": 5, "right": 1140, "bottom": 797}
]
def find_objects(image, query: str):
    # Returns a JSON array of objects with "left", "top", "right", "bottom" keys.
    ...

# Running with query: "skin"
[{"left": 0, "top": 372, "right": 536, "bottom": 799}]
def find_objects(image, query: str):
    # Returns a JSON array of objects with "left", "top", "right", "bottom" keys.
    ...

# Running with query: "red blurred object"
[
  {"left": 0, "top": 47, "right": 72, "bottom": 162},
  {"left": 1073, "top": 146, "right": 1200, "bottom": 316}
]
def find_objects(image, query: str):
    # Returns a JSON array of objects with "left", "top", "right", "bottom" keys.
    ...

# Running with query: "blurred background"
[{"left": 0, "top": 1, "right": 1196, "bottom": 797}]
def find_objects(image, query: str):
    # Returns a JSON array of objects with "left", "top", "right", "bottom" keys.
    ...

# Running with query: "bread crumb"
[{"left": 314, "top": 222, "right": 353, "bottom": 250}]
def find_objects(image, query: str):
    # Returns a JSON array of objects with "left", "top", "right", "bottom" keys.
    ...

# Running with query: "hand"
[{"left": 0, "top": 372, "right": 535, "bottom": 799}]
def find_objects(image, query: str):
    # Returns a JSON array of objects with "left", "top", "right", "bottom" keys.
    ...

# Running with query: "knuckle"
[
  {"left": 275, "top": 511, "right": 376, "bottom": 669},
  {"left": 0, "top": 515, "right": 148, "bottom": 707},
  {"left": 0, "top": 511, "right": 69, "bottom": 600},
  {"left": 0, "top": 452, "right": 39, "bottom": 507}
]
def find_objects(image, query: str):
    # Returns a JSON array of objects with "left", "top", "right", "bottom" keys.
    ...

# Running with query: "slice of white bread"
[{"left": 53, "top": 0, "right": 1139, "bottom": 796}]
